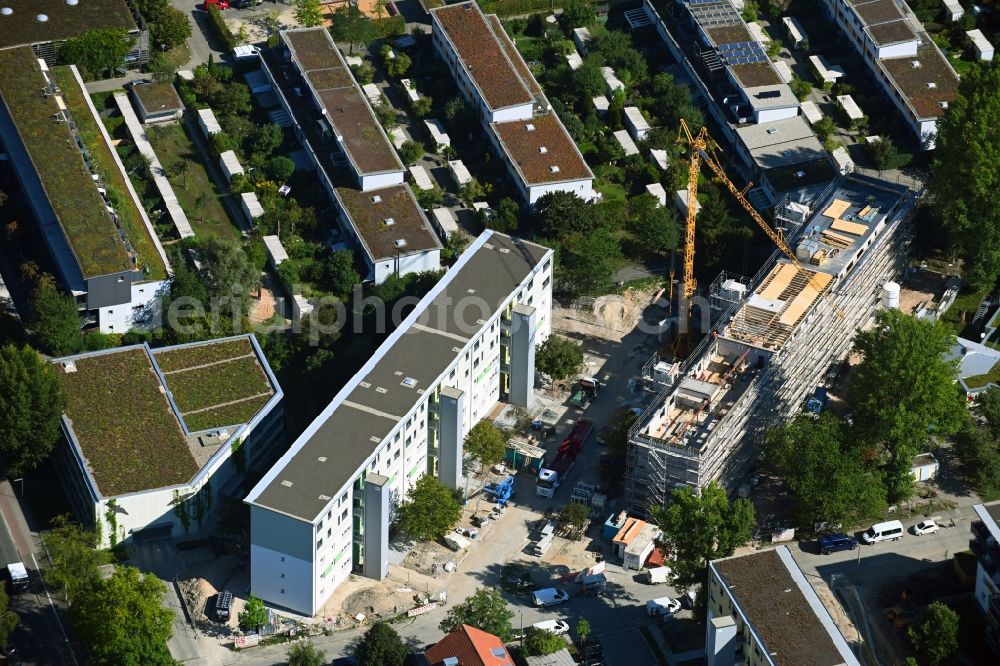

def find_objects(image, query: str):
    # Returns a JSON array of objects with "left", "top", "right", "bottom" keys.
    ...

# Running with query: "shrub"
[{"left": 206, "top": 5, "right": 237, "bottom": 50}]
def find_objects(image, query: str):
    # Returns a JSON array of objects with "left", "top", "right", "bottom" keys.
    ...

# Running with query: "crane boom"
[{"left": 677, "top": 120, "right": 840, "bottom": 317}]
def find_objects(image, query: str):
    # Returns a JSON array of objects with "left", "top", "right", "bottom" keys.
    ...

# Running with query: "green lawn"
[{"left": 145, "top": 123, "right": 241, "bottom": 240}]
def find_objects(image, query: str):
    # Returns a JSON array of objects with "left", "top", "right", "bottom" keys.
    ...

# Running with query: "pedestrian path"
[{"left": 114, "top": 92, "right": 196, "bottom": 239}]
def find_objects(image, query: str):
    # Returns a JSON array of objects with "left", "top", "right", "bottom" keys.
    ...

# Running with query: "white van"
[
  {"left": 532, "top": 588, "right": 570, "bottom": 607},
  {"left": 862, "top": 520, "right": 904, "bottom": 544},
  {"left": 646, "top": 566, "right": 671, "bottom": 585}
]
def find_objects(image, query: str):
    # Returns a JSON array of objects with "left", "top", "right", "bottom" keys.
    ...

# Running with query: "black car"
[{"left": 819, "top": 533, "right": 858, "bottom": 555}]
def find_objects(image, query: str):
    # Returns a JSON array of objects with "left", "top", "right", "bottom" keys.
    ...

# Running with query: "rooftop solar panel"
[{"left": 717, "top": 40, "right": 769, "bottom": 65}]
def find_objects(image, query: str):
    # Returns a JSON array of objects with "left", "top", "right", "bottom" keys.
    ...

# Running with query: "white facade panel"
[
  {"left": 97, "top": 278, "right": 169, "bottom": 334},
  {"left": 251, "top": 543, "right": 313, "bottom": 615},
  {"left": 755, "top": 106, "right": 799, "bottom": 124},
  {"left": 527, "top": 179, "right": 598, "bottom": 206},
  {"left": 359, "top": 171, "right": 406, "bottom": 192},
  {"left": 372, "top": 249, "right": 442, "bottom": 285}
]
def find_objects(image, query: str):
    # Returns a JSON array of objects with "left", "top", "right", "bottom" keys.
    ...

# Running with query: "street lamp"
[{"left": 519, "top": 610, "right": 524, "bottom": 649}]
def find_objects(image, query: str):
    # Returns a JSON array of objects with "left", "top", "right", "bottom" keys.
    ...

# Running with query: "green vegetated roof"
[
  {"left": 56, "top": 348, "right": 197, "bottom": 497},
  {"left": 49, "top": 66, "right": 167, "bottom": 281},
  {"left": 0, "top": 0, "right": 136, "bottom": 50},
  {"left": 0, "top": 47, "right": 132, "bottom": 278},
  {"left": 154, "top": 337, "right": 254, "bottom": 372},
  {"left": 153, "top": 338, "right": 275, "bottom": 432},
  {"left": 965, "top": 361, "right": 1000, "bottom": 390},
  {"left": 132, "top": 82, "right": 183, "bottom": 114}
]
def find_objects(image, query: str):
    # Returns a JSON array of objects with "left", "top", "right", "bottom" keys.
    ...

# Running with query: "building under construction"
[{"left": 625, "top": 174, "right": 915, "bottom": 516}]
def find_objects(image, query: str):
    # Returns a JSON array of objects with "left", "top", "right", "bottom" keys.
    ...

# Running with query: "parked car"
[
  {"left": 204, "top": 0, "right": 229, "bottom": 9},
  {"left": 912, "top": 519, "right": 940, "bottom": 536},
  {"left": 532, "top": 619, "right": 570, "bottom": 636},
  {"left": 532, "top": 588, "right": 570, "bottom": 607},
  {"left": 862, "top": 520, "right": 904, "bottom": 544},
  {"left": 646, "top": 596, "right": 682, "bottom": 617},
  {"left": 819, "top": 533, "right": 858, "bottom": 555}
]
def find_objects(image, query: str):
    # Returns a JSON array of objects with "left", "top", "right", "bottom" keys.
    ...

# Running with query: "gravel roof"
[{"left": 492, "top": 112, "right": 593, "bottom": 186}]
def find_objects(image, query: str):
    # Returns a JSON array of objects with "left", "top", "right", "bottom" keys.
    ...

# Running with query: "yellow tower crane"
[{"left": 676, "top": 120, "right": 841, "bottom": 320}]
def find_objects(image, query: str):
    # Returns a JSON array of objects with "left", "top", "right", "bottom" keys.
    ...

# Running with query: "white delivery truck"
[
  {"left": 5, "top": 562, "right": 28, "bottom": 594},
  {"left": 646, "top": 566, "right": 671, "bottom": 585}
]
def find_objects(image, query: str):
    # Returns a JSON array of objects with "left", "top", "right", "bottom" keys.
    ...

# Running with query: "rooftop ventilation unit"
[
  {"left": 767, "top": 127, "right": 778, "bottom": 134},
  {"left": 281, "top": 480, "right": 293, "bottom": 487},
  {"left": 911, "top": 60, "right": 922, "bottom": 68},
  {"left": 318, "top": 456, "right": 328, "bottom": 462},
  {"left": 525, "top": 123, "right": 536, "bottom": 131},
  {"left": 394, "top": 238, "right": 407, "bottom": 248},
  {"left": 538, "top": 146, "right": 548, "bottom": 153},
  {"left": 401, "top": 377, "right": 417, "bottom": 387},
  {"left": 370, "top": 195, "right": 382, "bottom": 203},
  {"left": 66, "top": 0, "right": 78, "bottom": 5},
  {"left": 550, "top": 165, "right": 560, "bottom": 173},
  {"left": 1, "top": 7, "right": 13, "bottom": 15},
  {"left": 383, "top": 217, "right": 395, "bottom": 226},
  {"left": 926, "top": 82, "right": 937, "bottom": 89},
  {"left": 36, "top": 13, "right": 48, "bottom": 21},
  {"left": 61, "top": 361, "right": 77, "bottom": 373},
  {"left": 319, "top": 494, "right": 331, "bottom": 501}
]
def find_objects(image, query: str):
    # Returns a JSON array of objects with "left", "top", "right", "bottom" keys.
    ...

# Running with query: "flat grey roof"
[
  {"left": 744, "top": 84, "right": 798, "bottom": 110},
  {"left": 735, "top": 115, "right": 827, "bottom": 169},
  {"left": 246, "top": 231, "right": 552, "bottom": 521}
]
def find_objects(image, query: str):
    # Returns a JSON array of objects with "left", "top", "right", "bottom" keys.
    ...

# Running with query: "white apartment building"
[
  {"left": 246, "top": 231, "right": 553, "bottom": 615},
  {"left": 0, "top": 50, "right": 171, "bottom": 334},
  {"left": 707, "top": 547, "right": 861, "bottom": 666},
  {"left": 819, "top": 0, "right": 959, "bottom": 148},
  {"left": 430, "top": 2, "right": 596, "bottom": 206}
]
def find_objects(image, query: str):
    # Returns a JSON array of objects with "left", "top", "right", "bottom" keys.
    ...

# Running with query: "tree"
[
  {"left": 439, "top": 588, "right": 515, "bottom": 642},
  {"left": 561, "top": 225, "right": 623, "bottom": 296},
  {"left": 62, "top": 29, "right": 135, "bottom": 79},
  {"left": 629, "top": 194, "right": 680, "bottom": 256},
  {"left": 152, "top": 6, "right": 192, "bottom": 51},
  {"left": 41, "top": 518, "right": 110, "bottom": 604},
  {"left": 0, "top": 345, "right": 66, "bottom": 476},
  {"left": 574, "top": 618, "right": 591, "bottom": 645},
  {"left": 397, "top": 474, "right": 462, "bottom": 541},
  {"left": 483, "top": 197, "right": 519, "bottom": 234},
  {"left": 72, "top": 566, "right": 175, "bottom": 665},
  {"left": 697, "top": 185, "right": 750, "bottom": 267},
  {"left": 849, "top": 309, "right": 966, "bottom": 502},
  {"left": 250, "top": 123, "right": 284, "bottom": 159},
  {"left": 323, "top": 249, "right": 360, "bottom": 299},
  {"left": 908, "top": 601, "right": 959, "bottom": 666},
  {"left": 869, "top": 136, "right": 899, "bottom": 171},
  {"left": 560, "top": 502, "right": 589, "bottom": 529},
  {"left": 398, "top": 140, "right": 424, "bottom": 166},
  {"left": 458, "top": 178, "right": 491, "bottom": 204},
  {"left": 266, "top": 155, "right": 296, "bottom": 182},
  {"left": 534, "top": 191, "right": 594, "bottom": 238},
  {"left": 197, "top": 237, "right": 262, "bottom": 297},
  {"left": 464, "top": 420, "right": 507, "bottom": 469},
  {"left": 288, "top": 641, "right": 326, "bottom": 666},
  {"left": 355, "top": 621, "right": 407, "bottom": 666},
  {"left": 0, "top": 586, "right": 18, "bottom": 648},
  {"left": 535, "top": 335, "right": 583, "bottom": 381},
  {"left": 29, "top": 281, "right": 82, "bottom": 355},
  {"left": 239, "top": 594, "right": 268, "bottom": 633},
  {"left": 765, "top": 412, "right": 886, "bottom": 527},
  {"left": 294, "top": 0, "right": 324, "bottom": 27},
  {"left": 560, "top": 0, "right": 595, "bottom": 29},
  {"left": 384, "top": 50, "right": 412, "bottom": 78},
  {"left": 651, "top": 482, "right": 755, "bottom": 590},
  {"left": 928, "top": 63, "right": 1000, "bottom": 287},
  {"left": 329, "top": 5, "right": 375, "bottom": 55},
  {"left": 604, "top": 409, "right": 638, "bottom": 458},
  {"left": 572, "top": 58, "right": 607, "bottom": 99},
  {"left": 524, "top": 628, "right": 566, "bottom": 656}
]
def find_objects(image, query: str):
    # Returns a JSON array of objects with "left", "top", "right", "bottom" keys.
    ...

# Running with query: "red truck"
[{"left": 536, "top": 418, "right": 593, "bottom": 498}]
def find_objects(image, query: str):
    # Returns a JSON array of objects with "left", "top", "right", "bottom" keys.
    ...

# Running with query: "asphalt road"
[{"left": 0, "top": 481, "right": 79, "bottom": 665}]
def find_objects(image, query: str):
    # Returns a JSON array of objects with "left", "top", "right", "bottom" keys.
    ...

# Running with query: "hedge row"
[
  {"left": 206, "top": 5, "right": 238, "bottom": 51},
  {"left": 479, "top": 0, "right": 566, "bottom": 17}
]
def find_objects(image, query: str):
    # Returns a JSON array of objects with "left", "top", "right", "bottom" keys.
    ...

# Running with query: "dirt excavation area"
[{"left": 552, "top": 287, "right": 660, "bottom": 342}]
